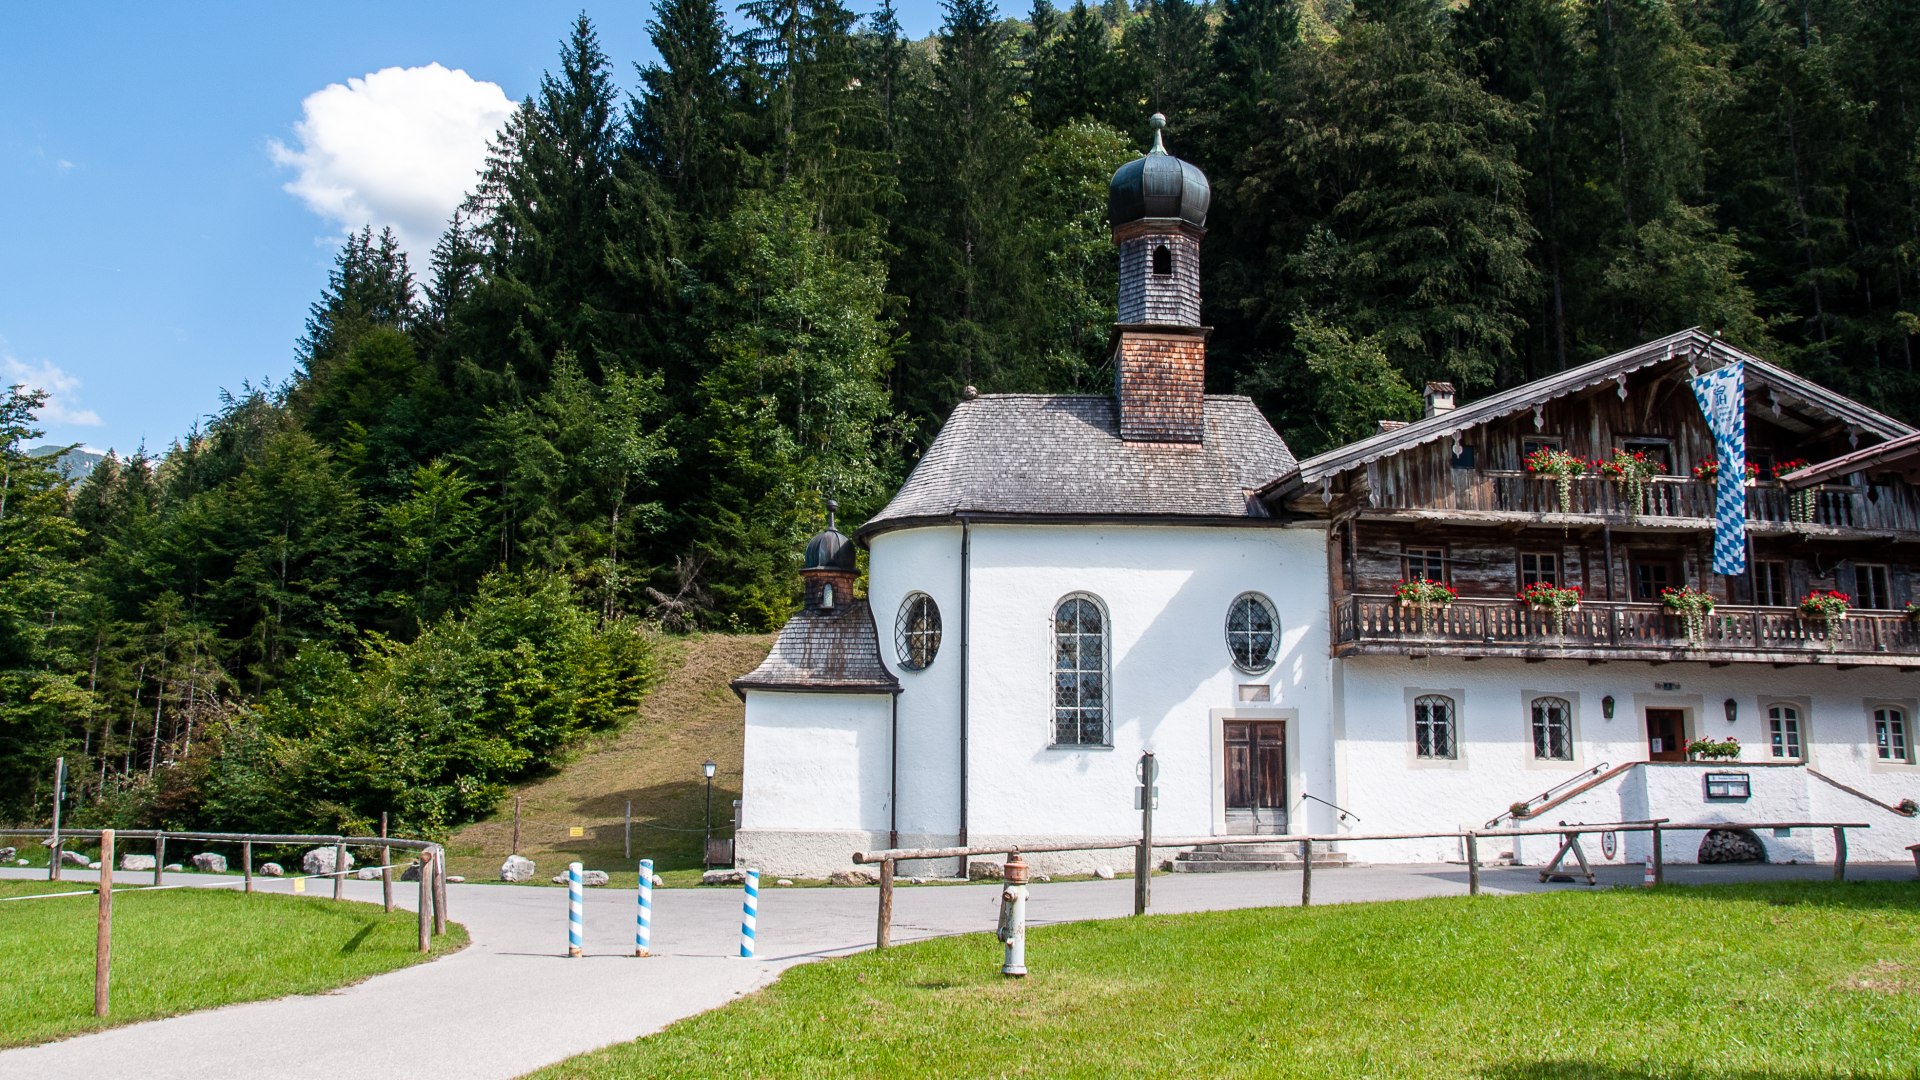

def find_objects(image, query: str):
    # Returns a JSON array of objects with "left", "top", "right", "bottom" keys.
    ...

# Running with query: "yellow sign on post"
[
  {"left": 293, "top": 878, "right": 306, "bottom": 894},
  {"left": 568, "top": 826, "right": 584, "bottom": 838}
]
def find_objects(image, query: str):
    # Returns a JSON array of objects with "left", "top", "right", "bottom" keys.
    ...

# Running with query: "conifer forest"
[{"left": 5, "top": 0, "right": 1918, "bottom": 834}]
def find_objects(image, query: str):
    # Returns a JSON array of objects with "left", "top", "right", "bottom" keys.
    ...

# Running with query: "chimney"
[
  {"left": 1108, "top": 114, "right": 1212, "bottom": 443},
  {"left": 1423, "top": 382, "right": 1456, "bottom": 419}
]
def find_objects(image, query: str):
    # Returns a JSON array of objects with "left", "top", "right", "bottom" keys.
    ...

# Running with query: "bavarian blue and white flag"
[{"left": 1690, "top": 360, "right": 1747, "bottom": 575}]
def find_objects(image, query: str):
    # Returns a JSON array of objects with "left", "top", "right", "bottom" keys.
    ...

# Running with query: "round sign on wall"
[{"left": 1600, "top": 831, "right": 1618, "bottom": 860}]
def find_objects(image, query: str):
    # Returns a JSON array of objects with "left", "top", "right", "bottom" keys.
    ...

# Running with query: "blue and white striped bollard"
[
  {"left": 739, "top": 869, "right": 759, "bottom": 958},
  {"left": 567, "top": 862, "right": 584, "bottom": 957},
  {"left": 635, "top": 858, "right": 653, "bottom": 956}
]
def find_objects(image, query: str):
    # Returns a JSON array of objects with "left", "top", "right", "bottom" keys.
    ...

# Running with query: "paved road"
[{"left": 4, "top": 860, "right": 1914, "bottom": 1079}]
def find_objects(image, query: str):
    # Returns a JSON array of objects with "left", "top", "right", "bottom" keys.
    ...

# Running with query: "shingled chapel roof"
[{"left": 730, "top": 601, "right": 901, "bottom": 699}]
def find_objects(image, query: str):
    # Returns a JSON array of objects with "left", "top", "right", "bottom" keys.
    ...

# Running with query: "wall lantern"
[
  {"left": 1723, "top": 698, "right": 1738, "bottom": 724},
  {"left": 1601, "top": 695, "right": 1615, "bottom": 720}
]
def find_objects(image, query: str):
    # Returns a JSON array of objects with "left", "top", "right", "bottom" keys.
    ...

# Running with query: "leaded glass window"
[
  {"left": 1415, "top": 695, "right": 1457, "bottom": 759},
  {"left": 1225, "top": 593, "right": 1280, "bottom": 673},
  {"left": 1053, "top": 595, "right": 1109, "bottom": 746},
  {"left": 895, "top": 593, "right": 941, "bottom": 670},
  {"left": 1531, "top": 696, "right": 1573, "bottom": 760}
]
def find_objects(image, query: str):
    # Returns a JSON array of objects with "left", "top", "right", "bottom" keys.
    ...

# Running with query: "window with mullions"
[
  {"left": 1405, "top": 547, "right": 1447, "bottom": 584},
  {"left": 894, "top": 592, "right": 942, "bottom": 670},
  {"left": 1414, "top": 695, "right": 1457, "bottom": 759},
  {"left": 1531, "top": 696, "right": 1574, "bottom": 760},
  {"left": 1053, "top": 595, "right": 1110, "bottom": 746},
  {"left": 1225, "top": 592, "right": 1280, "bottom": 673},
  {"left": 1873, "top": 707, "right": 1910, "bottom": 762},
  {"left": 1857, "top": 564, "right": 1892, "bottom": 610},
  {"left": 1520, "top": 552, "right": 1560, "bottom": 588},
  {"left": 1767, "top": 704, "right": 1803, "bottom": 760},
  {"left": 1754, "top": 561, "right": 1789, "bottom": 607}
]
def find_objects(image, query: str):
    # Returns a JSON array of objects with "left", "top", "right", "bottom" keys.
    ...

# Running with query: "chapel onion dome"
[
  {"left": 803, "top": 500, "right": 856, "bottom": 571},
  {"left": 1108, "top": 114, "right": 1211, "bottom": 229}
]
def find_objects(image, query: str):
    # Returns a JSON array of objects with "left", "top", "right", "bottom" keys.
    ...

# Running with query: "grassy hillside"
[{"left": 445, "top": 633, "right": 772, "bottom": 886}]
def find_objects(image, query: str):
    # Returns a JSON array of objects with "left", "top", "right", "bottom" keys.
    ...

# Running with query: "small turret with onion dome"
[{"left": 801, "top": 499, "right": 857, "bottom": 611}]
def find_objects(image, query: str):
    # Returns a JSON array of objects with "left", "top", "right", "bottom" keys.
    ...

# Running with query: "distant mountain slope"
[{"left": 26, "top": 443, "right": 105, "bottom": 480}]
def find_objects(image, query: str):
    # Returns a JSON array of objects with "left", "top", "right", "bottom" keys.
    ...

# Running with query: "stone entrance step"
[{"left": 1168, "top": 843, "right": 1350, "bottom": 873}]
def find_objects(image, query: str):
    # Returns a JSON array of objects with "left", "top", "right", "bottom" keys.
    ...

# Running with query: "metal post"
[
  {"left": 50, "top": 755, "right": 65, "bottom": 882},
  {"left": 1651, "top": 823, "right": 1665, "bottom": 885},
  {"left": 380, "top": 813, "right": 393, "bottom": 913},
  {"left": 1466, "top": 831, "right": 1481, "bottom": 896},
  {"left": 95, "top": 829, "right": 113, "bottom": 1017},
  {"left": 739, "top": 869, "right": 759, "bottom": 958},
  {"left": 1833, "top": 826, "right": 1848, "bottom": 881},
  {"left": 624, "top": 800, "right": 632, "bottom": 860},
  {"left": 704, "top": 775, "right": 715, "bottom": 870},
  {"left": 417, "top": 850, "right": 432, "bottom": 953},
  {"left": 1300, "top": 839, "right": 1314, "bottom": 907},
  {"left": 636, "top": 858, "right": 653, "bottom": 956},
  {"left": 333, "top": 839, "right": 346, "bottom": 901},
  {"left": 567, "top": 862, "right": 584, "bottom": 957},
  {"left": 243, "top": 841, "right": 253, "bottom": 894},
  {"left": 512, "top": 796, "right": 521, "bottom": 856},
  {"left": 1135, "top": 750, "right": 1154, "bottom": 916},
  {"left": 154, "top": 833, "right": 165, "bottom": 886},
  {"left": 876, "top": 859, "right": 894, "bottom": 949}
]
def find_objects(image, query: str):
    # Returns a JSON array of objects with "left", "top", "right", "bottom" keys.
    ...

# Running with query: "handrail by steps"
[
  {"left": 1485, "top": 761, "right": 1623, "bottom": 829},
  {"left": 1806, "top": 768, "right": 1920, "bottom": 816}
]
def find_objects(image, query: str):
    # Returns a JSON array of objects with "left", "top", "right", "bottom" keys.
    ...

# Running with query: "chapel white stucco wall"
[
  {"left": 736, "top": 690, "right": 893, "bottom": 876},
  {"left": 865, "top": 522, "right": 1335, "bottom": 869},
  {"left": 1334, "top": 657, "right": 1920, "bottom": 863}
]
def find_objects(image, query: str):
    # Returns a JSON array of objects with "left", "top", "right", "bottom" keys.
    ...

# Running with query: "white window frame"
[
  {"left": 1871, "top": 705, "right": 1912, "bottom": 764},
  {"left": 1765, "top": 702, "right": 1804, "bottom": 761},
  {"left": 1224, "top": 592, "right": 1280, "bottom": 674},
  {"left": 1051, "top": 593, "right": 1111, "bottom": 748}
]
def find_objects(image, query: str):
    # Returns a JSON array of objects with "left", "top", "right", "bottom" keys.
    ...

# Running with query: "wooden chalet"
[{"left": 1261, "top": 328, "right": 1920, "bottom": 667}]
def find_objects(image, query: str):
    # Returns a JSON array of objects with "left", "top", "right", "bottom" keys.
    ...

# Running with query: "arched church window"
[
  {"left": 1053, "top": 594, "right": 1110, "bottom": 746},
  {"left": 1225, "top": 593, "right": 1279, "bottom": 673},
  {"left": 895, "top": 593, "right": 942, "bottom": 670},
  {"left": 1152, "top": 244, "right": 1172, "bottom": 275}
]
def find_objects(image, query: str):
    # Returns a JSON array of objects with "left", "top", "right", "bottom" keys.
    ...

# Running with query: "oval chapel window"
[
  {"left": 895, "top": 592, "right": 942, "bottom": 670},
  {"left": 1225, "top": 592, "right": 1280, "bottom": 673}
]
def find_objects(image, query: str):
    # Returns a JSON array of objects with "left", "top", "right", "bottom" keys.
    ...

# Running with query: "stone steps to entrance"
[{"left": 1168, "top": 843, "right": 1350, "bottom": 873}]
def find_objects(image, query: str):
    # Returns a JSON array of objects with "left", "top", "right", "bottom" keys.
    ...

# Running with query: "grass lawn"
[
  {"left": 0, "top": 880, "right": 466, "bottom": 1047},
  {"left": 534, "top": 881, "right": 1920, "bottom": 1079}
]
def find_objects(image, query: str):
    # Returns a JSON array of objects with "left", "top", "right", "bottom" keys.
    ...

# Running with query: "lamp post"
[{"left": 702, "top": 760, "right": 718, "bottom": 869}]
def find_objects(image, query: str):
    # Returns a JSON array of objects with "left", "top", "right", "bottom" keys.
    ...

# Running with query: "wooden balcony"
[
  {"left": 1334, "top": 593, "right": 1920, "bottom": 666},
  {"left": 1361, "top": 472, "right": 1914, "bottom": 535}
]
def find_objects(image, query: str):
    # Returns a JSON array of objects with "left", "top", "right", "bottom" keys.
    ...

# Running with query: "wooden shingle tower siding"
[{"left": 1109, "top": 114, "right": 1211, "bottom": 444}]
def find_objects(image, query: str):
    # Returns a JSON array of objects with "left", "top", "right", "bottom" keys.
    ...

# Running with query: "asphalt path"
[{"left": 4, "top": 859, "right": 1914, "bottom": 1079}]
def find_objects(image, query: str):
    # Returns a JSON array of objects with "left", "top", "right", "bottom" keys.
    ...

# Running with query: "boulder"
[
  {"left": 258, "top": 862, "right": 284, "bottom": 877},
  {"left": 0, "top": 846, "right": 14, "bottom": 862},
  {"left": 776, "top": 878, "right": 795, "bottom": 886},
  {"left": 651, "top": 874, "right": 665, "bottom": 887},
  {"left": 354, "top": 868, "right": 380, "bottom": 880},
  {"left": 191, "top": 853, "right": 227, "bottom": 873},
  {"left": 164, "top": 864, "right": 183, "bottom": 872},
  {"left": 302, "top": 847, "right": 353, "bottom": 876},
  {"left": 400, "top": 862, "right": 423, "bottom": 882},
  {"left": 61, "top": 850, "right": 91, "bottom": 867},
  {"left": 701, "top": 868, "right": 746, "bottom": 886},
  {"left": 830, "top": 869, "right": 877, "bottom": 887},
  {"left": 13, "top": 859, "right": 25, "bottom": 866},
  {"left": 1092, "top": 865, "right": 1116, "bottom": 880},
  {"left": 121, "top": 854, "right": 156, "bottom": 872},
  {"left": 1034, "top": 873, "right": 1052, "bottom": 883},
  {"left": 966, "top": 861, "right": 1003, "bottom": 882},
  {"left": 88, "top": 862, "right": 101, "bottom": 870},
  {"left": 445, "top": 876, "right": 465, "bottom": 883},
  {"left": 550, "top": 870, "right": 609, "bottom": 886},
  {"left": 499, "top": 854, "right": 536, "bottom": 883}
]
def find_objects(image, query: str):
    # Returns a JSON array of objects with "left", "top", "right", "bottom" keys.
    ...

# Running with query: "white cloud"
[
  {"left": 270, "top": 63, "right": 515, "bottom": 265},
  {"left": 2, "top": 351, "right": 103, "bottom": 428}
]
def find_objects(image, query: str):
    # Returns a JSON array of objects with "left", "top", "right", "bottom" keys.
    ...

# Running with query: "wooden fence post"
[
  {"left": 416, "top": 850, "right": 433, "bottom": 953},
  {"left": 433, "top": 846, "right": 448, "bottom": 935},
  {"left": 1299, "top": 839, "right": 1313, "bottom": 907},
  {"left": 513, "top": 796, "right": 521, "bottom": 856},
  {"left": 380, "top": 813, "right": 393, "bottom": 913},
  {"left": 875, "top": 859, "right": 894, "bottom": 950},
  {"left": 243, "top": 840, "right": 253, "bottom": 894},
  {"left": 95, "top": 829, "right": 114, "bottom": 1017},
  {"left": 1465, "top": 831, "right": 1481, "bottom": 897},
  {"left": 1650, "top": 823, "right": 1665, "bottom": 885},
  {"left": 153, "top": 833, "right": 165, "bottom": 886},
  {"left": 332, "top": 839, "right": 347, "bottom": 901},
  {"left": 1832, "top": 826, "right": 1848, "bottom": 881}
]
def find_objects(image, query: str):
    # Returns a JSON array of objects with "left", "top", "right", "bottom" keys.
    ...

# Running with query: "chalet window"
[
  {"left": 1873, "top": 707, "right": 1910, "bottom": 762},
  {"left": 1754, "top": 561, "right": 1789, "bottom": 607},
  {"left": 1520, "top": 552, "right": 1560, "bottom": 589},
  {"left": 1856, "top": 564, "right": 1891, "bottom": 610},
  {"left": 1521, "top": 436, "right": 1562, "bottom": 462},
  {"left": 1767, "top": 704, "right": 1803, "bottom": 760},
  {"left": 1224, "top": 592, "right": 1280, "bottom": 673},
  {"left": 1152, "top": 244, "right": 1172, "bottom": 275},
  {"left": 1531, "top": 696, "right": 1574, "bottom": 760},
  {"left": 1053, "top": 594, "right": 1110, "bottom": 746},
  {"left": 895, "top": 592, "right": 942, "bottom": 670},
  {"left": 1405, "top": 547, "right": 1447, "bottom": 584},
  {"left": 1621, "top": 439, "right": 1672, "bottom": 473},
  {"left": 1414, "top": 695, "right": 1457, "bottom": 759},
  {"left": 1632, "top": 554, "right": 1680, "bottom": 601}
]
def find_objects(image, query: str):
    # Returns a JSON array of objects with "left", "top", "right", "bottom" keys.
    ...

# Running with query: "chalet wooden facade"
[{"left": 1267, "top": 330, "right": 1920, "bottom": 667}]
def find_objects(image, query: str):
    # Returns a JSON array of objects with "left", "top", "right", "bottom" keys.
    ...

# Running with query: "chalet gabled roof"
[
  {"left": 730, "top": 600, "right": 901, "bottom": 699},
  {"left": 1784, "top": 430, "right": 1920, "bottom": 487},
  {"left": 1262, "top": 328, "right": 1915, "bottom": 500},
  {"left": 857, "top": 394, "right": 1294, "bottom": 539}
]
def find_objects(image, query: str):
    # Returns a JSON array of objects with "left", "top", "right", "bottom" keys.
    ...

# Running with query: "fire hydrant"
[{"left": 996, "top": 852, "right": 1029, "bottom": 978}]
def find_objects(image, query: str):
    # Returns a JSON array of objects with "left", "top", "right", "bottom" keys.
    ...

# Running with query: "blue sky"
[{"left": 1, "top": 1, "right": 960, "bottom": 456}]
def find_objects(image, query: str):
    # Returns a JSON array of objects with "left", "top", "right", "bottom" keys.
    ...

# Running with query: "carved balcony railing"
[
  {"left": 1364, "top": 472, "right": 1906, "bottom": 531},
  {"left": 1335, "top": 593, "right": 1920, "bottom": 663}
]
